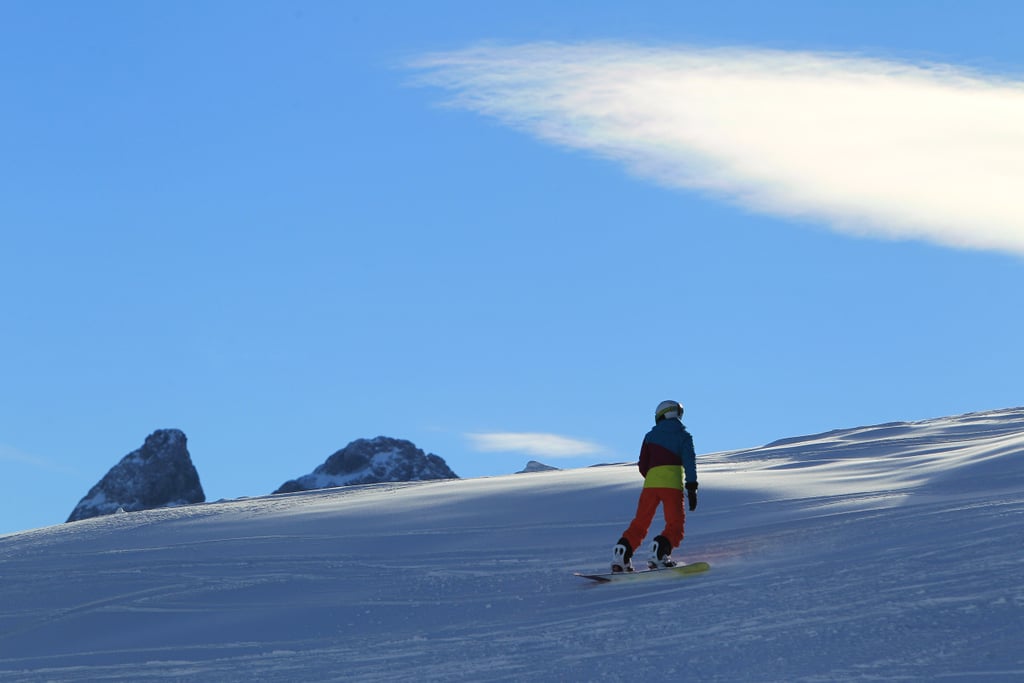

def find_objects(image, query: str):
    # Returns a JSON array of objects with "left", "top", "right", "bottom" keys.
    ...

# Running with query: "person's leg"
[
  {"left": 622, "top": 488, "right": 660, "bottom": 552},
  {"left": 658, "top": 488, "right": 686, "bottom": 548}
]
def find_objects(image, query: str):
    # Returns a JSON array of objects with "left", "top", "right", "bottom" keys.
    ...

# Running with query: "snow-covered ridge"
[
  {"left": 3, "top": 407, "right": 1022, "bottom": 680},
  {"left": 699, "top": 406, "right": 1024, "bottom": 505},
  {"left": 762, "top": 406, "right": 1024, "bottom": 450}
]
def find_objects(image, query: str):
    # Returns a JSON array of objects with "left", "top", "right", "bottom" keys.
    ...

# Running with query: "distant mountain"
[
  {"left": 274, "top": 436, "right": 458, "bottom": 494},
  {"left": 517, "top": 460, "right": 559, "bottom": 473},
  {"left": 67, "top": 429, "right": 205, "bottom": 522}
]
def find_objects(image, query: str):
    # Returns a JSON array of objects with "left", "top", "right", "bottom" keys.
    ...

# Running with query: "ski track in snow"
[{"left": 1, "top": 408, "right": 1023, "bottom": 681}]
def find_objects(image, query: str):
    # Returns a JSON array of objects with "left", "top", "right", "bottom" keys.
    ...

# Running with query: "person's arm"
[
  {"left": 682, "top": 431, "right": 698, "bottom": 510},
  {"left": 638, "top": 439, "right": 651, "bottom": 478}
]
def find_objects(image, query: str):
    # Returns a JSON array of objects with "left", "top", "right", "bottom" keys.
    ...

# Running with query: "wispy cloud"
[
  {"left": 412, "top": 43, "right": 1024, "bottom": 255},
  {"left": 466, "top": 432, "right": 604, "bottom": 458},
  {"left": 0, "top": 444, "right": 75, "bottom": 475}
]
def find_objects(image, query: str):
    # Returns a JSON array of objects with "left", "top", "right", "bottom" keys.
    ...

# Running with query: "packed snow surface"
[{"left": 1, "top": 408, "right": 1022, "bottom": 681}]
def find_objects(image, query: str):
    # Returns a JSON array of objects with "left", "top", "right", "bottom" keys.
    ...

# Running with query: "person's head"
[{"left": 655, "top": 400, "right": 684, "bottom": 423}]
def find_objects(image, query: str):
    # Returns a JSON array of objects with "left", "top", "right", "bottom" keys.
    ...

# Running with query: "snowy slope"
[{"left": 1, "top": 408, "right": 1022, "bottom": 681}]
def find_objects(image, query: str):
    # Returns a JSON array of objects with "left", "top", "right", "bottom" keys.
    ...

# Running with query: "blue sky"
[{"left": 2, "top": 1, "right": 1022, "bottom": 535}]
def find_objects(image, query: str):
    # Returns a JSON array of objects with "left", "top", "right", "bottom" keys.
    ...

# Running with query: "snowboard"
[{"left": 575, "top": 561, "right": 710, "bottom": 583}]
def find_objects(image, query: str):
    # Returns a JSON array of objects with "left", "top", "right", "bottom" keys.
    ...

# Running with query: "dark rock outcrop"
[
  {"left": 517, "top": 460, "right": 559, "bottom": 473},
  {"left": 274, "top": 436, "right": 457, "bottom": 494},
  {"left": 67, "top": 429, "right": 205, "bottom": 522}
]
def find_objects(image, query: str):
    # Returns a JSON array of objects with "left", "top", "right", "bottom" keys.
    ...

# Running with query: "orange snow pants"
[{"left": 622, "top": 487, "right": 685, "bottom": 552}]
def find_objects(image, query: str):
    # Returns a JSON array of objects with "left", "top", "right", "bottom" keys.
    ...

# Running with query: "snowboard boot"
[
  {"left": 647, "top": 535, "right": 678, "bottom": 569},
  {"left": 611, "top": 537, "right": 634, "bottom": 573}
]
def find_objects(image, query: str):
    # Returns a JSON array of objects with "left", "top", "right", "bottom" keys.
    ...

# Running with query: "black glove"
[{"left": 685, "top": 481, "right": 699, "bottom": 511}]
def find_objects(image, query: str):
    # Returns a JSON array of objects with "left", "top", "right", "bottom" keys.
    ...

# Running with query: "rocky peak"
[
  {"left": 67, "top": 429, "right": 205, "bottom": 523},
  {"left": 517, "top": 460, "right": 559, "bottom": 473},
  {"left": 274, "top": 436, "right": 457, "bottom": 494}
]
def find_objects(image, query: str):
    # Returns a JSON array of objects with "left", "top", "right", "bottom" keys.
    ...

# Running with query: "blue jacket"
[{"left": 638, "top": 418, "right": 697, "bottom": 489}]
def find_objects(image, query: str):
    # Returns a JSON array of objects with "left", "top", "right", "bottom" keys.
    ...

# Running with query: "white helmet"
[{"left": 655, "top": 400, "right": 684, "bottom": 422}]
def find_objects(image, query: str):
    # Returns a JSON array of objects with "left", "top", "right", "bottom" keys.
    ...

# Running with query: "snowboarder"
[{"left": 611, "top": 400, "right": 698, "bottom": 572}]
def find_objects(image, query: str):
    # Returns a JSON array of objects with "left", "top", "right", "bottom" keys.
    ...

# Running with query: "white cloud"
[
  {"left": 412, "top": 43, "right": 1024, "bottom": 255},
  {"left": 466, "top": 432, "right": 604, "bottom": 458},
  {"left": 0, "top": 444, "right": 75, "bottom": 474}
]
